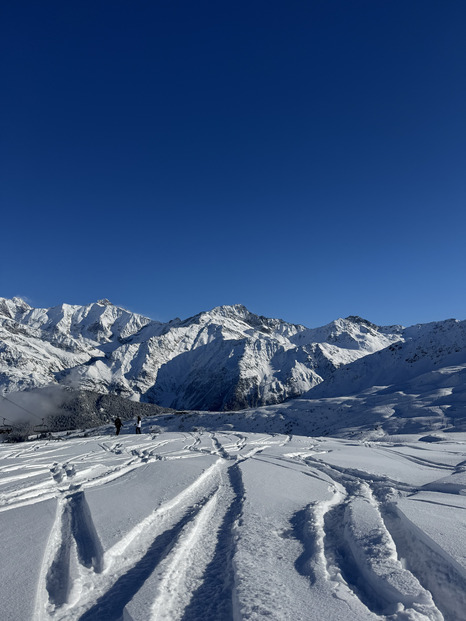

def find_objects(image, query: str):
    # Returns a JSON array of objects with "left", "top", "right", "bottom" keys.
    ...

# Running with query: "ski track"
[
  {"left": 382, "top": 503, "right": 466, "bottom": 621},
  {"left": 149, "top": 489, "right": 222, "bottom": 620},
  {"left": 147, "top": 462, "right": 245, "bottom": 621},
  {"left": 30, "top": 432, "right": 252, "bottom": 621},
  {"left": 2, "top": 432, "right": 465, "bottom": 620},
  {"left": 35, "top": 459, "right": 224, "bottom": 620},
  {"left": 290, "top": 451, "right": 464, "bottom": 620},
  {"left": 76, "top": 492, "right": 217, "bottom": 621},
  {"left": 0, "top": 438, "right": 204, "bottom": 513}
]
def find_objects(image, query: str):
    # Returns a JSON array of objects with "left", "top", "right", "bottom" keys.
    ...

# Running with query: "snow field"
[{"left": 1, "top": 431, "right": 466, "bottom": 620}]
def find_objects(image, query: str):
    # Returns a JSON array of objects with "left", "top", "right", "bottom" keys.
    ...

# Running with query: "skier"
[
  {"left": 114, "top": 416, "right": 122, "bottom": 436},
  {"left": 135, "top": 415, "right": 142, "bottom": 434}
]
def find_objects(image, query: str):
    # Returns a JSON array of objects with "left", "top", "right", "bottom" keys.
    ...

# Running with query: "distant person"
[
  {"left": 135, "top": 415, "right": 142, "bottom": 434},
  {"left": 114, "top": 417, "right": 122, "bottom": 435}
]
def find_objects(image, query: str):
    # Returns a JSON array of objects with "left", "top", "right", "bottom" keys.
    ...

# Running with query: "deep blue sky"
[{"left": 1, "top": 1, "right": 465, "bottom": 328}]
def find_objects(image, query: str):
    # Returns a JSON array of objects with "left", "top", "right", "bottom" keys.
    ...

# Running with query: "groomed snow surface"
[{"left": 1, "top": 426, "right": 466, "bottom": 620}]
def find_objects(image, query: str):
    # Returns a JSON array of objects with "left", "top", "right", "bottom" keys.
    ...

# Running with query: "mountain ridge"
[
  {"left": 2, "top": 297, "right": 466, "bottom": 438},
  {"left": 0, "top": 297, "right": 406, "bottom": 410}
]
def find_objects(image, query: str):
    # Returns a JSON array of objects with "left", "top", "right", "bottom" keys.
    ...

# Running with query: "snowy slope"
[
  {"left": 1, "top": 426, "right": 466, "bottom": 620},
  {"left": 0, "top": 298, "right": 403, "bottom": 410},
  {"left": 309, "top": 319, "right": 466, "bottom": 398}
]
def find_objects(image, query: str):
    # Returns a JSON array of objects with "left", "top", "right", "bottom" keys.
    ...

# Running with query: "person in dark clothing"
[
  {"left": 114, "top": 417, "right": 122, "bottom": 435},
  {"left": 135, "top": 416, "right": 142, "bottom": 434}
]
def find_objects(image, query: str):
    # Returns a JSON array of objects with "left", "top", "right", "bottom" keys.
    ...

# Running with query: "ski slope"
[{"left": 1, "top": 427, "right": 466, "bottom": 620}]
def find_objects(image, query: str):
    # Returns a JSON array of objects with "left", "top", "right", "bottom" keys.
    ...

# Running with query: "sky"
[{"left": 1, "top": 0, "right": 465, "bottom": 329}]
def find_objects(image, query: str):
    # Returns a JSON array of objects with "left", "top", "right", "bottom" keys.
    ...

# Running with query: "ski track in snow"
[
  {"left": 1, "top": 432, "right": 466, "bottom": 620},
  {"left": 292, "top": 450, "right": 463, "bottom": 620},
  {"left": 26, "top": 433, "right": 249, "bottom": 621}
]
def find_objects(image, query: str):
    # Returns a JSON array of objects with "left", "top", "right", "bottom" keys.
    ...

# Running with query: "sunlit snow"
[{"left": 1, "top": 423, "right": 465, "bottom": 621}]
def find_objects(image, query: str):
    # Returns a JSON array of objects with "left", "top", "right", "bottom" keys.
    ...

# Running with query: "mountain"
[
  {"left": 309, "top": 318, "right": 466, "bottom": 398},
  {"left": 0, "top": 297, "right": 402, "bottom": 411}
]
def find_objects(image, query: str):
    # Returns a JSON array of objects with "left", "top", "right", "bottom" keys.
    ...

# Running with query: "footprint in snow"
[{"left": 50, "top": 464, "right": 64, "bottom": 483}]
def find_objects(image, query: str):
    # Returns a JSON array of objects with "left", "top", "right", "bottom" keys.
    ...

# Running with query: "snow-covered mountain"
[
  {"left": 0, "top": 297, "right": 403, "bottom": 410},
  {"left": 309, "top": 318, "right": 466, "bottom": 398},
  {"left": 0, "top": 297, "right": 151, "bottom": 392},
  {"left": 1, "top": 296, "right": 465, "bottom": 427}
]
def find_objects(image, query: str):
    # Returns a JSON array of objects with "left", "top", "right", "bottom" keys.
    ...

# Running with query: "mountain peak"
[
  {"left": 345, "top": 316, "right": 378, "bottom": 330},
  {"left": 0, "top": 296, "right": 31, "bottom": 319},
  {"left": 210, "top": 303, "right": 249, "bottom": 315}
]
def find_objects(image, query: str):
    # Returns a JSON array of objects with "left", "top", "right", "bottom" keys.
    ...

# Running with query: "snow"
[{"left": 2, "top": 425, "right": 466, "bottom": 620}]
